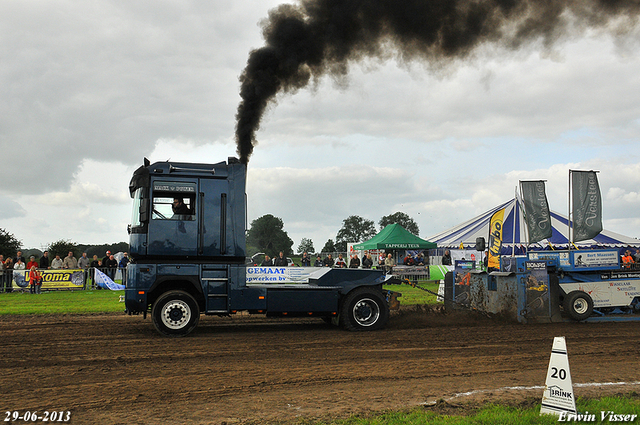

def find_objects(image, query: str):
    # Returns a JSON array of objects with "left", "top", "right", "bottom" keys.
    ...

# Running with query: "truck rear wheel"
[
  {"left": 152, "top": 290, "right": 200, "bottom": 337},
  {"left": 340, "top": 288, "right": 389, "bottom": 331},
  {"left": 563, "top": 290, "right": 593, "bottom": 321}
]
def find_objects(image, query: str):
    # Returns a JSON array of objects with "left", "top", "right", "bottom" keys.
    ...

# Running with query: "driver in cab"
[{"left": 172, "top": 198, "right": 193, "bottom": 220}]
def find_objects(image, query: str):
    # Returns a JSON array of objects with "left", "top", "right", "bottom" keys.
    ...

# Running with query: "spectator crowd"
[{"left": 1, "top": 249, "right": 131, "bottom": 292}]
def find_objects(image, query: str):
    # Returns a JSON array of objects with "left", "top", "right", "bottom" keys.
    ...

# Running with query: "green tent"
[{"left": 352, "top": 224, "right": 437, "bottom": 250}]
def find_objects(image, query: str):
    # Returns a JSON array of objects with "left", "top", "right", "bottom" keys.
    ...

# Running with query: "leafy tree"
[
  {"left": 47, "top": 239, "right": 78, "bottom": 259},
  {"left": 246, "top": 214, "right": 294, "bottom": 257},
  {"left": 321, "top": 239, "right": 336, "bottom": 254},
  {"left": 77, "top": 242, "right": 128, "bottom": 258},
  {"left": 0, "top": 228, "right": 22, "bottom": 258},
  {"left": 335, "top": 215, "right": 376, "bottom": 252},
  {"left": 379, "top": 211, "right": 420, "bottom": 236},
  {"left": 297, "top": 238, "right": 315, "bottom": 254}
]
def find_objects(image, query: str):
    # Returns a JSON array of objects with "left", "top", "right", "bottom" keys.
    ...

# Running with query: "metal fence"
[{"left": 0, "top": 267, "right": 126, "bottom": 293}]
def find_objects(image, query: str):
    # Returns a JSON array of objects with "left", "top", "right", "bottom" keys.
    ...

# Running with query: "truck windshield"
[{"left": 130, "top": 187, "right": 143, "bottom": 228}]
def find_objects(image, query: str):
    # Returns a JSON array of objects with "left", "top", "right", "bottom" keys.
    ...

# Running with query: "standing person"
[
  {"left": 78, "top": 252, "right": 90, "bottom": 270},
  {"left": 102, "top": 251, "right": 112, "bottom": 279},
  {"left": 63, "top": 251, "right": 78, "bottom": 269},
  {"left": 334, "top": 254, "right": 347, "bottom": 268},
  {"left": 27, "top": 256, "right": 38, "bottom": 270},
  {"left": 349, "top": 254, "right": 360, "bottom": 268},
  {"left": 314, "top": 255, "right": 323, "bottom": 267},
  {"left": 29, "top": 266, "right": 42, "bottom": 294},
  {"left": 442, "top": 249, "right": 452, "bottom": 266},
  {"left": 14, "top": 258, "right": 26, "bottom": 271},
  {"left": 362, "top": 253, "right": 373, "bottom": 269},
  {"left": 323, "top": 254, "right": 334, "bottom": 267},
  {"left": 90, "top": 255, "right": 100, "bottom": 289},
  {"left": 0, "top": 255, "right": 4, "bottom": 292},
  {"left": 634, "top": 249, "right": 640, "bottom": 264},
  {"left": 78, "top": 252, "right": 90, "bottom": 288},
  {"left": 14, "top": 251, "right": 26, "bottom": 266},
  {"left": 384, "top": 253, "right": 395, "bottom": 275},
  {"left": 51, "top": 255, "right": 63, "bottom": 269},
  {"left": 273, "top": 251, "right": 287, "bottom": 267},
  {"left": 119, "top": 253, "right": 130, "bottom": 285},
  {"left": 622, "top": 250, "right": 635, "bottom": 269},
  {"left": 260, "top": 255, "right": 272, "bottom": 266},
  {"left": 3, "top": 257, "right": 13, "bottom": 292},
  {"left": 39, "top": 251, "right": 50, "bottom": 269},
  {"left": 105, "top": 254, "right": 118, "bottom": 280},
  {"left": 300, "top": 252, "right": 311, "bottom": 267}
]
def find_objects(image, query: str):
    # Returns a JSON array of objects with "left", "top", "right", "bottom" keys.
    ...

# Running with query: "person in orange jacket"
[
  {"left": 29, "top": 265, "right": 42, "bottom": 294},
  {"left": 622, "top": 250, "right": 635, "bottom": 269}
]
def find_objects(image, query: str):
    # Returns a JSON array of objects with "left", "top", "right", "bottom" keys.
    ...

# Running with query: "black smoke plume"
[{"left": 235, "top": 0, "right": 639, "bottom": 164}]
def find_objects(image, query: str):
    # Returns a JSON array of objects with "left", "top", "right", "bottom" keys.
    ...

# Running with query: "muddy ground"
[{"left": 1, "top": 307, "right": 639, "bottom": 424}]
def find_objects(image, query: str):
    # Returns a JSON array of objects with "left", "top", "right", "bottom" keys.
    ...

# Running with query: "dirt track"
[{"left": 1, "top": 307, "right": 639, "bottom": 424}]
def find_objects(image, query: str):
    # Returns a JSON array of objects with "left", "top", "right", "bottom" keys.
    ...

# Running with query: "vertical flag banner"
[
  {"left": 488, "top": 208, "right": 505, "bottom": 269},
  {"left": 520, "top": 180, "right": 553, "bottom": 243},
  {"left": 571, "top": 171, "right": 602, "bottom": 242}
]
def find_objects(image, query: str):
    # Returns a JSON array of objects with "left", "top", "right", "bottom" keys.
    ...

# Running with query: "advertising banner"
[
  {"left": 245, "top": 267, "right": 331, "bottom": 284},
  {"left": 453, "top": 260, "right": 475, "bottom": 307},
  {"left": 11, "top": 269, "right": 85, "bottom": 290},
  {"left": 488, "top": 208, "right": 505, "bottom": 269},
  {"left": 571, "top": 171, "right": 602, "bottom": 242},
  {"left": 520, "top": 181, "right": 552, "bottom": 243},
  {"left": 523, "top": 261, "right": 550, "bottom": 320}
]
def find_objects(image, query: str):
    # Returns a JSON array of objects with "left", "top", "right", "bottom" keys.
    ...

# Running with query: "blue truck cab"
[{"left": 125, "top": 158, "right": 395, "bottom": 336}]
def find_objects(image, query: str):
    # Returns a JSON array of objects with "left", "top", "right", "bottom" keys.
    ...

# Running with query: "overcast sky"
[{"left": 2, "top": 0, "right": 640, "bottom": 253}]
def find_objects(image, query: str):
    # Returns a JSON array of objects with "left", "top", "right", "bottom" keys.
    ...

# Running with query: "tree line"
[
  {"left": 0, "top": 228, "right": 127, "bottom": 260},
  {"left": 247, "top": 211, "right": 419, "bottom": 258}
]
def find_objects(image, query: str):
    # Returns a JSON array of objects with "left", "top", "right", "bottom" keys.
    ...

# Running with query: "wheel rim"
[
  {"left": 352, "top": 298, "right": 380, "bottom": 327},
  {"left": 572, "top": 298, "right": 588, "bottom": 315},
  {"left": 161, "top": 300, "right": 191, "bottom": 330}
]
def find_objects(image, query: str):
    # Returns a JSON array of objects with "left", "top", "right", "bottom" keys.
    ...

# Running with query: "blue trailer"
[{"left": 125, "top": 158, "right": 396, "bottom": 336}]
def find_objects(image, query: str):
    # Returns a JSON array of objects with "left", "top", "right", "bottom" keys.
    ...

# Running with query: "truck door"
[
  {"left": 199, "top": 178, "right": 228, "bottom": 257},
  {"left": 147, "top": 180, "right": 198, "bottom": 257}
]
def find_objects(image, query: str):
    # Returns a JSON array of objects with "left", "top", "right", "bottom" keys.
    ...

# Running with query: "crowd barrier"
[{"left": 0, "top": 267, "right": 126, "bottom": 292}]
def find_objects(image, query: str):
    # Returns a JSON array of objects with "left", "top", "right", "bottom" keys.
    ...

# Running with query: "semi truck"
[{"left": 125, "top": 157, "right": 397, "bottom": 336}]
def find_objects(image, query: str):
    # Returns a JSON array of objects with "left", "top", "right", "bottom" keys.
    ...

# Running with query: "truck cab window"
[{"left": 152, "top": 195, "right": 195, "bottom": 221}]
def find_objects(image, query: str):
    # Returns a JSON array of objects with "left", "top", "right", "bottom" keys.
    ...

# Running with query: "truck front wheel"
[
  {"left": 340, "top": 288, "right": 389, "bottom": 331},
  {"left": 563, "top": 290, "right": 593, "bottom": 321},
  {"left": 152, "top": 290, "right": 200, "bottom": 337}
]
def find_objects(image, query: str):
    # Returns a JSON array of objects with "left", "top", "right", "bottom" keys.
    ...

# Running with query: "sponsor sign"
[
  {"left": 540, "top": 337, "right": 577, "bottom": 416},
  {"left": 523, "top": 261, "right": 550, "bottom": 319},
  {"left": 528, "top": 251, "right": 571, "bottom": 268},
  {"left": 11, "top": 269, "right": 85, "bottom": 290},
  {"left": 245, "top": 267, "right": 331, "bottom": 284},
  {"left": 571, "top": 250, "right": 619, "bottom": 269}
]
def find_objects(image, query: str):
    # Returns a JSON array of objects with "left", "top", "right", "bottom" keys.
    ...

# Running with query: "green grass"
[
  {"left": 305, "top": 395, "right": 640, "bottom": 425},
  {"left": 384, "top": 282, "right": 442, "bottom": 305},
  {"left": 0, "top": 290, "right": 125, "bottom": 315}
]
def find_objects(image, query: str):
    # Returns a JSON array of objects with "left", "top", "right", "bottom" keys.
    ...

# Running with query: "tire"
[
  {"left": 340, "top": 288, "right": 389, "bottom": 331},
  {"left": 151, "top": 290, "right": 200, "bottom": 337},
  {"left": 563, "top": 290, "right": 593, "bottom": 321}
]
